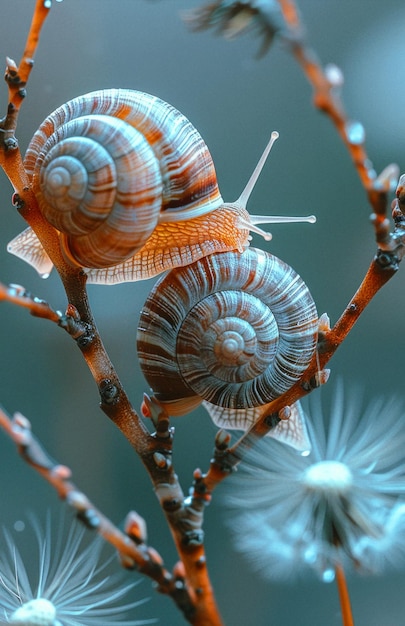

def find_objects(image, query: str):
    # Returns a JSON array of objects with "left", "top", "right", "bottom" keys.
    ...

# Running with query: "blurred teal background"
[{"left": 0, "top": 1, "right": 404, "bottom": 624}]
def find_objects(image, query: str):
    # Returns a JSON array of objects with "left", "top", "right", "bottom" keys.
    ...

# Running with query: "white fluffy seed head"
[
  {"left": 302, "top": 460, "right": 353, "bottom": 495},
  {"left": 0, "top": 514, "right": 152, "bottom": 625},
  {"left": 224, "top": 381, "right": 405, "bottom": 581},
  {"left": 10, "top": 598, "right": 56, "bottom": 626}
]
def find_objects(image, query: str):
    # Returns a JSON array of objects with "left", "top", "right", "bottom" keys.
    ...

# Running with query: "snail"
[
  {"left": 7, "top": 88, "right": 315, "bottom": 284},
  {"left": 137, "top": 246, "right": 319, "bottom": 450}
]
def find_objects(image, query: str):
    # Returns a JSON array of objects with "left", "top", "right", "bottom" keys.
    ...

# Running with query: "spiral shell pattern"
[
  {"left": 137, "top": 247, "right": 318, "bottom": 416},
  {"left": 24, "top": 89, "right": 223, "bottom": 268}
]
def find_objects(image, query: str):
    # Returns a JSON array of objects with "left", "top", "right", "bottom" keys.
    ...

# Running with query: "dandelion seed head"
[
  {"left": 10, "top": 598, "right": 56, "bottom": 626},
  {"left": 302, "top": 460, "right": 353, "bottom": 495},
  {"left": 224, "top": 381, "right": 405, "bottom": 581},
  {"left": 0, "top": 513, "right": 155, "bottom": 626}
]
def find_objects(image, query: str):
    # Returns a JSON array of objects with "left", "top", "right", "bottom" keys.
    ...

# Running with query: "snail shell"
[
  {"left": 137, "top": 247, "right": 318, "bottom": 422},
  {"left": 8, "top": 89, "right": 315, "bottom": 284},
  {"left": 9, "top": 89, "right": 226, "bottom": 279},
  {"left": 7, "top": 89, "right": 246, "bottom": 282}
]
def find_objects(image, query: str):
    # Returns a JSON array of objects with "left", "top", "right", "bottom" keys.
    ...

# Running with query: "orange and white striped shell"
[
  {"left": 10, "top": 89, "right": 238, "bottom": 282},
  {"left": 27, "top": 89, "right": 223, "bottom": 265},
  {"left": 8, "top": 88, "right": 315, "bottom": 284},
  {"left": 137, "top": 246, "right": 318, "bottom": 451}
]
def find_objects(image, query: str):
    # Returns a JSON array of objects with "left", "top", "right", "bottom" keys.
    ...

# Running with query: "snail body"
[
  {"left": 203, "top": 400, "right": 311, "bottom": 452},
  {"left": 137, "top": 246, "right": 318, "bottom": 426},
  {"left": 8, "top": 89, "right": 315, "bottom": 284}
]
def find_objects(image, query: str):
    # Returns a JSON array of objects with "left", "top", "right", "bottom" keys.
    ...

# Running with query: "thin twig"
[
  {"left": 203, "top": 243, "right": 401, "bottom": 491},
  {"left": 277, "top": 0, "right": 400, "bottom": 237},
  {"left": 277, "top": 0, "right": 372, "bottom": 188},
  {"left": 3, "top": 0, "right": 51, "bottom": 131},
  {"left": 0, "top": 281, "right": 61, "bottom": 322},
  {"left": 0, "top": 0, "right": 53, "bottom": 191},
  {"left": 0, "top": 398, "right": 223, "bottom": 624},
  {"left": 0, "top": 404, "right": 196, "bottom": 617},
  {"left": 0, "top": 274, "right": 223, "bottom": 623}
]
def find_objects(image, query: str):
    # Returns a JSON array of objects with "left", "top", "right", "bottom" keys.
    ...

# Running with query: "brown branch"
[
  {"left": 0, "top": 1, "right": 74, "bottom": 310},
  {"left": 202, "top": 233, "right": 403, "bottom": 491},
  {"left": 277, "top": 0, "right": 399, "bottom": 228},
  {"left": 0, "top": 404, "right": 199, "bottom": 619},
  {"left": 138, "top": 395, "right": 224, "bottom": 626},
  {"left": 0, "top": 1, "right": 72, "bottom": 316},
  {"left": 0, "top": 270, "right": 223, "bottom": 625},
  {"left": 277, "top": 0, "right": 371, "bottom": 188},
  {"left": 0, "top": 0, "right": 54, "bottom": 192},
  {"left": 0, "top": 280, "right": 61, "bottom": 322},
  {"left": 3, "top": 0, "right": 50, "bottom": 131},
  {"left": 0, "top": 396, "right": 224, "bottom": 624},
  {"left": 0, "top": 240, "right": 223, "bottom": 622}
]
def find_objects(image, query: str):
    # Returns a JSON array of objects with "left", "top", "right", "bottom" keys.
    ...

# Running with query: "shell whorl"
[
  {"left": 137, "top": 247, "right": 318, "bottom": 417},
  {"left": 24, "top": 88, "right": 223, "bottom": 268},
  {"left": 9, "top": 88, "right": 316, "bottom": 283}
]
